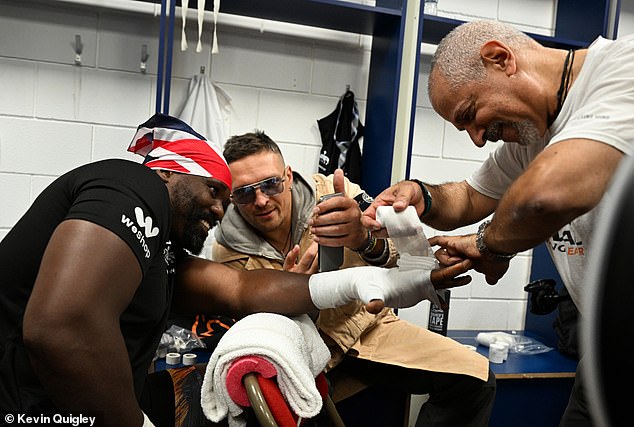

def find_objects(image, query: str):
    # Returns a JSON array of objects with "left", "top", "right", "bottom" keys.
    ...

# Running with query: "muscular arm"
[
  {"left": 361, "top": 179, "right": 497, "bottom": 233},
  {"left": 173, "top": 254, "right": 473, "bottom": 316},
  {"left": 423, "top": 181, "right": 497, "bottom": 230},
  {"left": 23, "top": 220, "right": 144, "bottom": 427},
  {"left": 485, "top": 138, "right": 624, "bottom": 254},
  {"left": 172, "top": 256, "right": 321, "bottom": 318}
]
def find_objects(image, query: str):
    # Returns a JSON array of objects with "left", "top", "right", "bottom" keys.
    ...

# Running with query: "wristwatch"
[{"left": 476, "top": 220, "right": 516, "bottom": 261}]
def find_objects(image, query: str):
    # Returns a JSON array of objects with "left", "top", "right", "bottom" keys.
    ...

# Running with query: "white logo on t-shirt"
[{"left": 135, "top": 207, "right": 159, "bottom": 238}]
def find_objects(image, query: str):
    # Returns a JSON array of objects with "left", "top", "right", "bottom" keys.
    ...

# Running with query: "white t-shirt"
[{"left": 467, "top": 35, "right": 634, "bottom": 312}]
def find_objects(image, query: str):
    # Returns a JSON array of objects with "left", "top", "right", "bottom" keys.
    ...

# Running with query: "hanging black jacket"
[{"left": 317, "top": 90, "right": 364, "bottom": 183}]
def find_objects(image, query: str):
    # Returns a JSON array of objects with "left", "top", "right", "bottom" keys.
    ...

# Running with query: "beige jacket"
[{"left": 212, "top": 173, "right": 489, "bottom": 395}]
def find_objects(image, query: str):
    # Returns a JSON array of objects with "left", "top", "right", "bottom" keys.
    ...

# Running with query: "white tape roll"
[
  {"left": 498, "top": 342, "right": 510, "bottom": 361},
  {"left": 488, "top": 343, "right": 505, "bottom": 364},
  {"left": 376, "top": 206, "right": 433, "bottom": 257},
  {"left": 376, "top": 205, "right": 441, "bottom": 306},
  {"left": 182, "top": 353, "right": 197, "bottom": 366},
  {"left": 476, "top": 331, "right": 516, "bottom": 347},
  {"left": 166, "top": 352, "right": 181, "bottom": 365}
]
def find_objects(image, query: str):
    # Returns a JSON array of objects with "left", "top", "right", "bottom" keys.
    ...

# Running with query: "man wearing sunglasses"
[
  {"left": 0, "top": 115, "right": 476, "bottom": 427},
  {"left": 208, "top": 131, "right": 496, "bottom": 427}
]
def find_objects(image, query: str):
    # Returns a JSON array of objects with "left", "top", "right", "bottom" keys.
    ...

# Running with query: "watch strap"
[{"left": 476, "top": 220, "right": 516, "bottom": 261}]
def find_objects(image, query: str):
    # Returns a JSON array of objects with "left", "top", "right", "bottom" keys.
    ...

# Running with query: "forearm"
[
  {"left": 484, "top": 138, "right": 624, "bottom": 254},
  {"left": 234, "top": 269, "right": 317, "bottom": 315},
  {"left": 174, "top": 256, "right": 316, "bottom": 317},
  {"left": 484, "top": 187, "right": 586, "bottom": 254},
  {"left": 419, "top": 181, "right": 496, "bottom": 230}
]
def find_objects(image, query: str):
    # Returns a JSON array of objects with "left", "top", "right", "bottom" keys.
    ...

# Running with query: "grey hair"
[{"left": 429, "top": 20, "right": 536, "bottom": 92}]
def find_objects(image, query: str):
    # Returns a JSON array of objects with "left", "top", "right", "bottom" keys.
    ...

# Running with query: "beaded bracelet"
[
  {"left": 361, "top": 238, "right": 389, "bottom": 264},
  {"left": 353, "top": 229, "right": 377, "bottom": 255}
]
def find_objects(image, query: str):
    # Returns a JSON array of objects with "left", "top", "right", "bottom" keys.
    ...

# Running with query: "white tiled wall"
[{"left": 0, "top": 0, "right": 631, "bottom": 336}]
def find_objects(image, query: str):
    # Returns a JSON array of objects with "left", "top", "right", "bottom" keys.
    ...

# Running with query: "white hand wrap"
[
  {"left": 308, "top": 266, "right": 439, "bottom": 309},
  {"left": 376, "top": 206, "right": 433, "bottom": 257}
]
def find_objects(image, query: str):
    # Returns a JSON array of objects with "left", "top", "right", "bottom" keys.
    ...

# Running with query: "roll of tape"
[
  {"left": 376, "top": 205, "right": 441, "bottom": 306},
  {"left": 488, "top": 343, "right": 505, "bottom": 364},
  {"left": 497, "top": 342, "right": 510, "bottom": 361},
  {"left": 376, "top": 206, "right": 433, "bottom": 257},
  {"left": 166, "top": 352, "right": 181, "bottom": 365},
  {"left": 182, "top": 353, "right": 197, "bottom": 366}
]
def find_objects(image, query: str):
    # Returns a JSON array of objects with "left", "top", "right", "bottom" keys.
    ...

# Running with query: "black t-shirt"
[{"left": 0, "top": 159, "right": 172, "bottom": 412}]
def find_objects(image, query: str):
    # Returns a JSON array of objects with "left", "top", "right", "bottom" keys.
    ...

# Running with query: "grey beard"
[{"left": 514, "top": 120, "right": 541, "bottom": 146}]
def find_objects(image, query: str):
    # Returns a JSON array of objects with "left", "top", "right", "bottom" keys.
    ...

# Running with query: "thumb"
[
  {"left": 365, "top": 299, "right": 385, "bottom": 314},
  {"left": 333, "top": 169, "right": 346, "bottom": 196},
  {"left": 486, "top": 275, "right": 499, "bottom": 285},
  {"left": 392, "top": 193, "right": 413, "bottom": 212}
]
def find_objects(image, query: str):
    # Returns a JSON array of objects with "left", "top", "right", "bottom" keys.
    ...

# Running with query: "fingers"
[
  {"left": 453, "top": 275, "right": 473, "bottom": 287},
  {"left": 486, "top": 275, "right": 500, "bottom": 286},
  {"left": 428, "top": 235, "right": 459, "bottom": 249},
  {"left": 283, "top": 244, "right": 318, "bottom": 274},
  {"left": 365, "top": 299, "right": 385, "bottom": 314},
  {"left": 436, "top": 275, "right": 473, "bottom": 290},
  {"left": 391, "top": 181, "right": 422, "bottom": 212},
  {"left": 430, "top": 234, "right": 478, "bottom": 258},
  {"left": 299, "top": 242, "right": 319, "bottom": 274},
  {"left": 361, "top": 181, "right": 421, "bottom": 225},
  {"left": 391, "top": 195, "right": 412, "bottom": 212},
  {"left": 282, "top": 245, "right": 300, "bottom": 271},
  {"left": 428, "top": 236, "right": 444, "bottom": 247},
  {"left": 332, "top": 169, "right": 346, "bottom": 196},
  {"left": 430, "top": 258, "right": 473, "bottom": 288},
  {"left": 308, "top": 254, "right": 319, "bottom": 274},
  {"left": 360, "top": 212, "right": 381, "bottom": 230},
  {"left": 434, "top": 247, "right": 464, "bottom": 266},
  {"left": 446, "top": 258, "right": 473, "bottom": 275}
]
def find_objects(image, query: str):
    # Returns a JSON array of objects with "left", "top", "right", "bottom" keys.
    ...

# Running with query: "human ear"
[
  {"left": 286, "top": 165, "right": 294, "bottom": 188},
  {"left": 480, "top": 40, "right": 516, "bottom": 75},
  {"left": 155, "top": 169, "right": 173, "bottom": 183}
]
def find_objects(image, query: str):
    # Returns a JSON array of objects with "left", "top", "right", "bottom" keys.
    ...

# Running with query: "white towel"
[{"left": 201, "top": 313, "right": 331, "bottom": 426}]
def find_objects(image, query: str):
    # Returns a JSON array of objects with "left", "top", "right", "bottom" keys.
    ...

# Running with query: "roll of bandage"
[
  {"left": 488, "top": 343, "right": 505, "bottom": 364},
  {"left": 376, "top": 206, "right": 433, "bottom": 257},
  {"left": 166, "top": 352, "right": 181, "bottom": 365},
  {"left": 376, "top": 205, "right": 441, "bottom": 307},
  {"left": 182, "top": 353, "right": 197, "bottom": 366}
]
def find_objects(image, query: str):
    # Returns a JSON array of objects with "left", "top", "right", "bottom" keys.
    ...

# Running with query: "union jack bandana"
[{"left": 128, "top": 113, "right": 232, "bottom": 189}]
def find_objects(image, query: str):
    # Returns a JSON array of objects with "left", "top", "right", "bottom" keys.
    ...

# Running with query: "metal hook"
[
  {"left": 74, "top": 34, "right": 83, "bottom": 66},
  {"left": 140, "top": 44, "right": 149, "bottom": 73}
]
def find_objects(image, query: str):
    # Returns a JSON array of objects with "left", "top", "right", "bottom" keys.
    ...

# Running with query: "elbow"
[
  {"left": 22, "top": 314, "right": 57, "bottom": 364},
  {"left": 23, "top": 310, "right": 84, "bottom": 366},
  {"left": 512, "top": 188, "right": 589, "bottom": 224}
]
